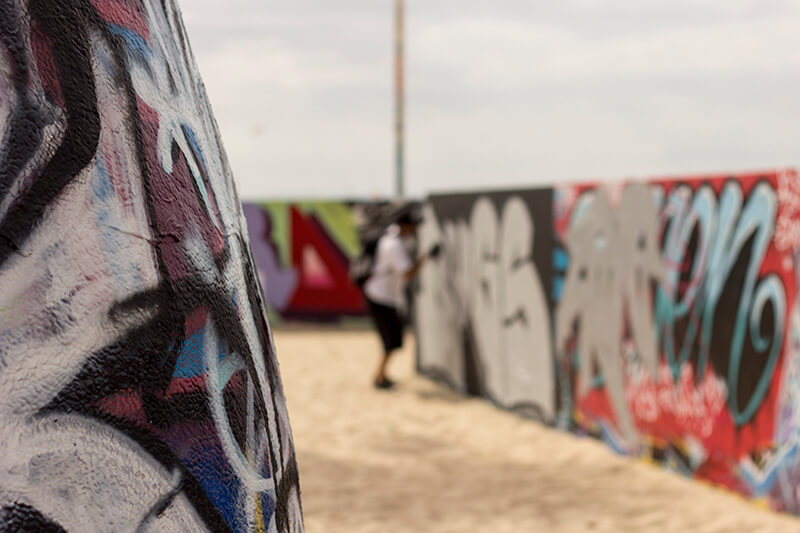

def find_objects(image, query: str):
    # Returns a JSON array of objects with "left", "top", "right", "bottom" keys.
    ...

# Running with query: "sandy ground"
[{"left": 274, "top": 329, "right": 800, "bottom": 533}]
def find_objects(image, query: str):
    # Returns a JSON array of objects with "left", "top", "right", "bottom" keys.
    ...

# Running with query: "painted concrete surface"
[
  {"left": 416, "top": 170, "right": 800, "bottom": 513},
  {"left": 0, "top": 1, "right": 301, "bottom": 530}
]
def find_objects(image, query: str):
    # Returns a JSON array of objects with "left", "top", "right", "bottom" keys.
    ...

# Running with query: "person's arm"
[
  {"left": 402, "top": 243, "right": 440, "bottom": 281},
  {"left": 402, "top": 255, "right": 426, "bottom": 281}
]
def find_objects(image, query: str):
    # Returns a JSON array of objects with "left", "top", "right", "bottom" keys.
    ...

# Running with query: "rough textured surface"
[
  {"left": 0, "top": 0, "right": 302, "bottom": 530},
  {"left": 416, "top": 169, "right": 800, "bottom": 514},
  {"left": 279, "top": 329, "right": 800, "bottom": 532}
]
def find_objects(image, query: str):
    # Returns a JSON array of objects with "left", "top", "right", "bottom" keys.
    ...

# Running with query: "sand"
[{"left": 274, "top": 329, "right": 800, "bottom": 533}]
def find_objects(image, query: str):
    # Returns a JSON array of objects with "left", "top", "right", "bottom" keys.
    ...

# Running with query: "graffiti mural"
[
  {"left": 418, "top": 169, "right": 800, "bottom": 514},
  {"left": 0, "top": 0, "right": 302, "bottom": 531},
  {"left": 416, "top": 190, "right": 555, "bottom": 421},
  {"left": 554, "top": 173, "right": 794, "bottom": 496},
  {"left": 555, "top": 183, "right": 666, "bottom": 447},
  {"left": 243, "top": 201, "right": 367, "bottom": 322}
]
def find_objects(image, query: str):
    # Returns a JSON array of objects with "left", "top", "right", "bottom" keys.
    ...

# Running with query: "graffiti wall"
[
  {"left": 417, "top": 168, "right": 800, "bottom": 513},
  {"left": 416, "top": 190, "right": 555, "bottom": 421},
  {"left": 0, "top": 0, "right": 302, "bottom": 531},
  {"left": 243, "top": 201, "right": 367, "bottom": 322}
]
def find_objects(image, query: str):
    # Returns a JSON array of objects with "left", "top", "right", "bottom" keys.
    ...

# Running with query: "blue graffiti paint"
[
  {"left": 107, "top": 24, "right": 152, "bottom": 62},
  {"left": 553, "top": 248, "right": 569, "bottom": 271},
  {"left": 552, "top": 277, "right": 564, "bottom": 302},
  {"left": 183, "top": 431, "right": 249, "bottom": 530},
  {"left": 171, "top": 329, "right": 229, "bottom": 379}
]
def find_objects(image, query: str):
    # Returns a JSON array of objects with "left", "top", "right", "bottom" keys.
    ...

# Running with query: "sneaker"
[{"left": 374, "top": 377, "right": 396, "bottom": 390}]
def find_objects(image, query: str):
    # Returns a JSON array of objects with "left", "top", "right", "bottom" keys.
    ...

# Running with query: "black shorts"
[{"left": 366, "top": 298, "right": 404, "bottom": 353}]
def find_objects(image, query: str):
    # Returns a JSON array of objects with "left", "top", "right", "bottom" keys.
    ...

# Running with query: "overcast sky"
[{"left": 180, "top": 0, "right": 800, "bottom": 200}]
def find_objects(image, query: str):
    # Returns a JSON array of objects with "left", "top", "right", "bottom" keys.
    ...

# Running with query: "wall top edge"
[{"left": 426, "top": 166, "right": 797, "bottom": 200}]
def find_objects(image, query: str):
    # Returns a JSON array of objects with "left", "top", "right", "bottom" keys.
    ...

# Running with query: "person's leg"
[
  {"left": 374, "top": 348, "right": 394, "bottom": 386},
  {"left": 374, "top": 306, "right": 404, "bottom": 387},
  {"left": 367, "top": 299, "right": 397, "bottom": 387}
]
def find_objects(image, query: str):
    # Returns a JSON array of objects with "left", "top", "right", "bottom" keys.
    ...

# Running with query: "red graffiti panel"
[
  {"left": 554, "top": 169, "right": 799, "bottom": 499},
  {"left": 287, "top": 206, "right": 365, "bottom": 315}
]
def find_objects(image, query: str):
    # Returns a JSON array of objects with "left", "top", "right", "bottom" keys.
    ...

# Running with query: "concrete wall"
[
  {"left": 417, "top": 169, "right": 800, "bottom": 513},
  {"left": 243, "top": 201, "right": 367, "bottom": 323},
  {"left": 0, "top": 1, "right": 302, "bottom": 531}
]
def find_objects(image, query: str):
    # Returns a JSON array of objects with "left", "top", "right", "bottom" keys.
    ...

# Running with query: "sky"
[{"left": 179, "top": 0, "right": 800, "bottom": 200}]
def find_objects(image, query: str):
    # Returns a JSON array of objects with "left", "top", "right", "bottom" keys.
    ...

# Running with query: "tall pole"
[{"left": 394, "top": 0, "right": 405, "bottom": 198}]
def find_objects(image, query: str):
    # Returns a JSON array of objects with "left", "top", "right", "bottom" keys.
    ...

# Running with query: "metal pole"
[{"left": 394, "top": 0, "right": 405, "bottom": 198}]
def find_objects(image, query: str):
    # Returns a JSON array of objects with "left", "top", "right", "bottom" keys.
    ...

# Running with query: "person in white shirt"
[{"left": 364, "top": 211, "right": 437, "bottom": 389}]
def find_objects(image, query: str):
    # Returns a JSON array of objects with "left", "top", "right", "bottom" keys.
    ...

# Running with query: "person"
[{"left": 363, "top": 209, "right": 438, "bottom": 389}]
